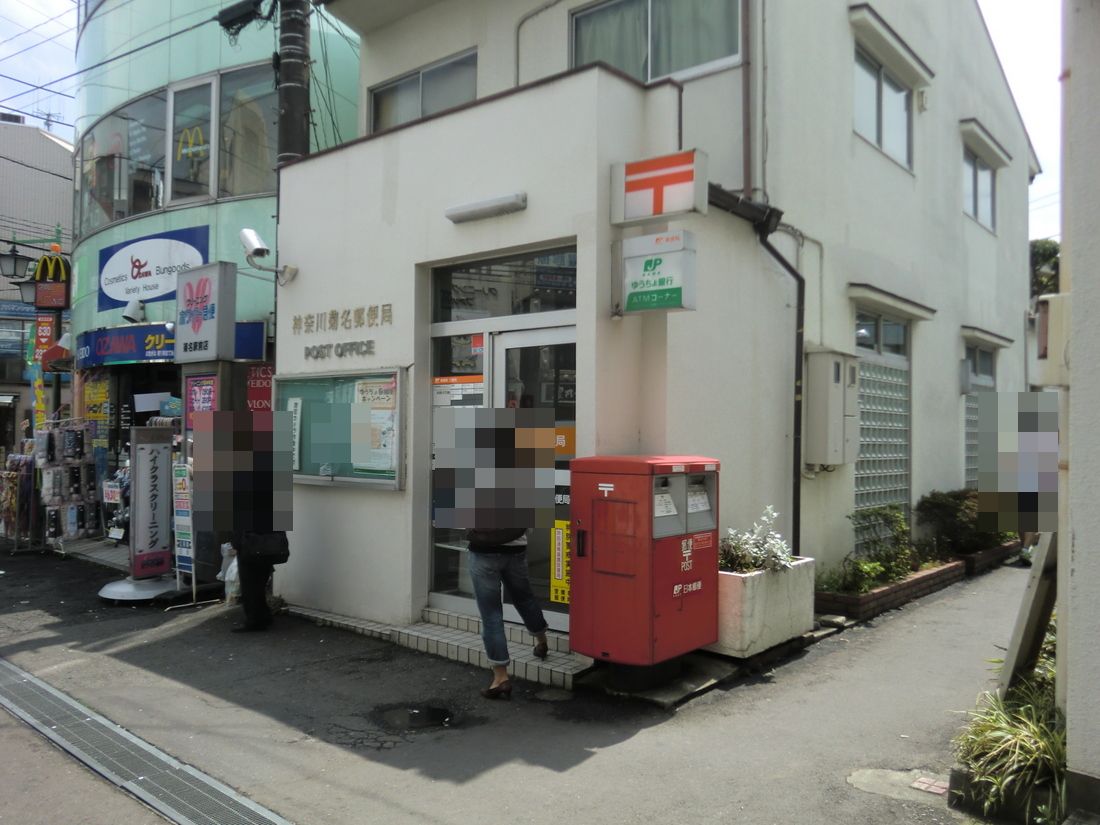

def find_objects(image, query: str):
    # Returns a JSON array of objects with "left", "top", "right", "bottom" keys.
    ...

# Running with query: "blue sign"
[
  {"left": 0, "top": 301, "right": 72, "bottom": 321},
  {"left": 97, "top": 226, "right": 209, "bottom": 311},
  {"left": 75, "top": 321, "right": 266, "bottom": 369}
]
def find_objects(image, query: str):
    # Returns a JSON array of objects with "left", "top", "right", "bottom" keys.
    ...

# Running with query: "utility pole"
[{"left": 277, "top": 0, "right": 311, "bottom": 166}]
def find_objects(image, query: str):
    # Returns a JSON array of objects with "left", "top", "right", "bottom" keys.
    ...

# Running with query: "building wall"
[
  {"left": 0, "top": 123, "right": 73, "bottom": 252},
  {"left": 1065, "top": 0, "right": 1100, "bottom": 803}
]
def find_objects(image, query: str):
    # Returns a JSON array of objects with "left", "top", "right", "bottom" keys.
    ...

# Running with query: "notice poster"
[
  {"left": 185, "top": 374, "right": 218, "bottom": 429},
  {"left": 287, "top": 397, "right": 302, "bottom": 471},
  {"left": 432, "top": 375, "right": 485, "bottom": 407},
  {"left": 84, "top": 378, "right": 110, "bottom": 448},
  {"left": 173, "top": 463, "right": 193, "bottom": 573},
  {"left": 550, "top": 519, "right": 572, "bottom": 604},
  {"left": 351, "top": 377, "right": 398, "bottom": 476}
]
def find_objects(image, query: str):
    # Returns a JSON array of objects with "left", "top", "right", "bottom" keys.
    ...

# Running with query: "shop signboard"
[
  {"left": 174, "top": 262, "right": 237, "bottom": 363},
  {"left": 130, "top": 428, "right": 173, "bottom": 578},
  {"left": 74, "top": 323, "right": 175, "bottom": 369},
  {"left": 0, "top": 300, "right": 70, "bottom": 321},
  {"left": 185, "top": 375, "right": 218, "bottom": 429},
  {"left": 32, "top": 314, "right": 55, "bottom": 363},
  {"left": 173, "top": 463, "right": 192, "bottom": 574},
  {"left": 97, "top": 226, "right": 209, "bottom": 311},
  {"left": 611, "top": 149, "right": 708, "bottom": 225},
  {"left": 33, "top": 254, "right": 71, "bottom": 310},
  {"left": 622, "top": 230, "right": 697, "bottom": 313},
  {"left": 246, "top": 364, "right": 274, "bottom": 412}
]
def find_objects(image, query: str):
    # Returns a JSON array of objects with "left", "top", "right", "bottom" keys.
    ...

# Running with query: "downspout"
[
  {"left": 516, "top": 0, "right": 567, "bottom": 87},
  {"left": 741, "top": 0, "right": 752, "bottom": 198},
  {"left": 707, "top": 186, "right": 804, "bottom": 554},
  {"left": 759, "top": 233, "right": 805, "bottom": 556}
]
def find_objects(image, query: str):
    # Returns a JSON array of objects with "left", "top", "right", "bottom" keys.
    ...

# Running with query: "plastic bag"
[{"left": 223, "top": 557, "right": 240, "bottom": 602}]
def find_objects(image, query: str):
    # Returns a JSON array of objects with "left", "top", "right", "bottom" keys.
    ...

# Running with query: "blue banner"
[
  {"left": 75, "top": 321, "right": 265, "bottom": 369},
  {"left": 0, "top": 301, "right": 71, "bottom": 321}
]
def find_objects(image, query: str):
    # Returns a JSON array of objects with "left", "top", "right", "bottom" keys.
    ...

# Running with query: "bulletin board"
[{"left": 275, "top": 369, "right": 404, "bottom": 489}]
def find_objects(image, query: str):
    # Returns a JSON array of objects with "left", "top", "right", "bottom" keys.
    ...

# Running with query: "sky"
[{"left": 0, "top": 0, "right": 1065, "bottom": 242}]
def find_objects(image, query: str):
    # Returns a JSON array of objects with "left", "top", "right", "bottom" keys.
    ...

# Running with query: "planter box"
[
  {"left": 704, "top": 557, "right": 815, "bottom": 659},
  {"left": 814, "top": 560, "right": 965, "bottom": 622},
  {"left": 957, "top": 539, "right": 1021, "bottom": 576},
  {"left": 948, "top": 766, "right": 1059, "bottom": 823}
]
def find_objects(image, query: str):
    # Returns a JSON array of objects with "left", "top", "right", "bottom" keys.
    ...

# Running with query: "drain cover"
[{"left": 373, "top": 705, "right": 453, "bottom": 732}]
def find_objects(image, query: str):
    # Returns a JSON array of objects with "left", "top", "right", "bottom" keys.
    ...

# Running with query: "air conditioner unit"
[{"left": 1034, "top": 293, "right": 1070, "bottom": 387}]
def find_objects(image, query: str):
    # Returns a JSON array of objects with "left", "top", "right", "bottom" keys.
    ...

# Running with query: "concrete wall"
[{"left": 1065, "top": 0, "right": 1100, "bottom": 806}]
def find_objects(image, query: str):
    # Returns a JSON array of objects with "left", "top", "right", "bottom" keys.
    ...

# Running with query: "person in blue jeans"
[{"left": 466, "top": 527, "right": 549, "bottom": 700}]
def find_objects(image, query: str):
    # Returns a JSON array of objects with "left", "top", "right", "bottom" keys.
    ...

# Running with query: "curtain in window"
[
  {"left": 422, "top": 52, "right": 477, "bottom": 117},
  {"left": 651, "top": 0, "right": 738, "bottom": 78},
  {"left": 574, "top": 0, "right": 648, "bottom": 83},
  {"left": 372, "top": 75, "right": 419, "bottom": 131}
]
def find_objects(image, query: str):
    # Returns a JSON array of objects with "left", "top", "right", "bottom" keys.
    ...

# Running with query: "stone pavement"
[{"left": 0, "top": 550, "right": 1027, "bottom": 824}]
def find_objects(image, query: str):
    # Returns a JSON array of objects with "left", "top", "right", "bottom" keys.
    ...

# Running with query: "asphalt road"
[{"left": 0, "top": 551, "right": 1021, "bottom": 825}]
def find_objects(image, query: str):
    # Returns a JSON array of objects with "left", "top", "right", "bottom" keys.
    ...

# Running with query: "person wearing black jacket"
[{"left": 231, "top": 530, "right": 289, "bottom": 632}]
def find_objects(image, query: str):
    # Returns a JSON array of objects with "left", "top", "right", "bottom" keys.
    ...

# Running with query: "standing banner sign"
[
  {"left": 173, "top": 462, "right": 195, "bottom": 600},
  {"left": 130, "top": 428, "right": 173, "bottom": 578}
]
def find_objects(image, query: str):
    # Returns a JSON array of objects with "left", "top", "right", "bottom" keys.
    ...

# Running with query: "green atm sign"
[{"left": 622, "top": 230, "right": 696, "bottom": 313}]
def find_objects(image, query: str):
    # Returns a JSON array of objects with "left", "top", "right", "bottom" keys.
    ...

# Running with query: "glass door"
[{"left": 429, "top": 326, "right": 575, "bottom": 632}]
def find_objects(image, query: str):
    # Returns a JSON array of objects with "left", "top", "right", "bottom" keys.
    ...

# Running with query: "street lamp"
[{"left": 0, "top": 244, "right": 35, "bottom": 279}]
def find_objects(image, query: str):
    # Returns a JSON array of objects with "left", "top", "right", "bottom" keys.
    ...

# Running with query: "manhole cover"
[{"left": 373, "top": 705, "right": 454, "bottom": 732}]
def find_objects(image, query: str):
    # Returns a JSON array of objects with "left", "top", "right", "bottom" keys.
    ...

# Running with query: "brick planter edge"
[
  {"left": 814, "top": 560, "right": 966, "bottom": 621},
  {"left": 957, "top": 540, "right": 1021, "bottom": 576}
]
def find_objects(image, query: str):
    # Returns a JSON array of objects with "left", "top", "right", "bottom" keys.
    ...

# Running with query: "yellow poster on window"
[{"left": 550, "top": 519, "right": 571, "bottom": 604}]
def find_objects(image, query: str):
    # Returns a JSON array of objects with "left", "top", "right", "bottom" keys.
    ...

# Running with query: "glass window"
[
  {"left": 881, "top": 318, "right": 906, "bottom": 355},
  {"left": 371, "top": 52, "right": 477, "bottom": 132},
  {"left": 574, "top": 0, "right": 739, "bottom": 83},
  {"left": 963, "top": 152, "right": 976, "bottom": 217},
  {"left": 853, "top": 51, "right": 878, "bottom": 143},
  {"left": 219, "top": 65, "right": 277, "bottom": 197},
  {"left": 963, "top": 149, "right": 995, "bottom": 229},
  {"left": 171, "top": 83, "right": 212, "bottom": 200},
  {"left": 976, "top": 163, "right": 995, "bottom": 228},
  {"left": 853, "top": 49, "right": 912, "bottom": 168},
  {"left": 422, "top": 52, "right": 477, "bottom": 117},
  {"left": 432, "top": 248, "right": 577, "bottom": 323},
  {"left": 855, "top": 312, "right": 878, "bottom": 350}
]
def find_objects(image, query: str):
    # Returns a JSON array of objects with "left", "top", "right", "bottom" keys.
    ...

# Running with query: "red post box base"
[{"left": 603, "top": 658, "right": 684, "bottom": 693}]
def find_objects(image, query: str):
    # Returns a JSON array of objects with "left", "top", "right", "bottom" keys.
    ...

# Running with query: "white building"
[
  {"left": 272, "top": 0, "right": 1036, "bottom": 633},
  {"left": 1064, "top": 0, "right": 1100, "bottom": 814}
]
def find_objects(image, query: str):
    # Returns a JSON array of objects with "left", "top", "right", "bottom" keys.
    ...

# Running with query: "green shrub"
[
  {"left": 954, "top": 617, "right": 1064, "bottom": 824},
  {"left": 915, "top": 488, "right": 1015, "bottom": 555}
]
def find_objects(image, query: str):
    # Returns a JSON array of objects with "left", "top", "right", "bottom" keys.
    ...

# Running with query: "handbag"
[{"left": 238, "top": 531, "right": 290, "bottom": 564}]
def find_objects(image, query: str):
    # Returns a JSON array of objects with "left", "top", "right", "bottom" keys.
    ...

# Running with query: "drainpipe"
[
  {"left": 708, "top": 185, "right": 804, "bottom": 553},
  {"left": 515, "top": 0, "right": 567, "bottom": 87},
  {"left": 741, "top": 0, "right": 752, "bottom": 198}
]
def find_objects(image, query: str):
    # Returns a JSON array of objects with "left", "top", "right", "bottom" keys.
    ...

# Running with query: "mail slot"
[{"left": 569, "top": 455, "right": 719, "bottom": 665}]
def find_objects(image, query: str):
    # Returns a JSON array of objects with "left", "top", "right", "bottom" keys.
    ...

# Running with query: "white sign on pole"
[
  {"left": 174, "top": 261, "right": 238, "bottom": 363},
  {"left": 288, "top": 397, "right": 303, "bottom": 471}
]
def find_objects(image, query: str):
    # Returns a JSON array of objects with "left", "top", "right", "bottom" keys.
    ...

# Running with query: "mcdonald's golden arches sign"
[{"left": 33, "top": 254, "right": 71, "bottom": 310}]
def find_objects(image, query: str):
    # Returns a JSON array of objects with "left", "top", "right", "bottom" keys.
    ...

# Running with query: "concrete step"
[{"left": 288, "top": 605, "right": 592, "bottom": 690}]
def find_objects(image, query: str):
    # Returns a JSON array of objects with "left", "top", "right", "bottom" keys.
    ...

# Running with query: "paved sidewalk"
[{"left": 0, "top": 551, "right": 1019, "bottom": 824}]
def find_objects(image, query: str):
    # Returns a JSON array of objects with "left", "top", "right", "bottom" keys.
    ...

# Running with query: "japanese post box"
[{"left": 569, "top": 455, "right": 719, "bottom": 665}]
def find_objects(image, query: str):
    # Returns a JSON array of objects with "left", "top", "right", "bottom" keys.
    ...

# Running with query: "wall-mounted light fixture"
[
  {"left": 240, "top": 228, "right": 298, "bottom": 285},
  {"left": 445, "top": 192, "right": 527, "bottom": 224}
]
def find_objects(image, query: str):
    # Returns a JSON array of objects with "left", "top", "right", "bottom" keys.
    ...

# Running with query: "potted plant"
[{"left": 704, "top": 506, "right": 815, "bottom": 659}]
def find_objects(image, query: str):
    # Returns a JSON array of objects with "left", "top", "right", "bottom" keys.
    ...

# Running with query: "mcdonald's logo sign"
[
  {"left": 33, "top": 254, "right": 70, "bottom": 283},
  {"left": 176, "top": 126, "right": 207, "bottom": 161},
  {"left": 33, "top": 254, "right": 71, "bottom": 310}
]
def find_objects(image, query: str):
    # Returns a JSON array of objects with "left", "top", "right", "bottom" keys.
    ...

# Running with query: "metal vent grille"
[{"left": 0, "top": 659, "right": 292, "bottom": 825}]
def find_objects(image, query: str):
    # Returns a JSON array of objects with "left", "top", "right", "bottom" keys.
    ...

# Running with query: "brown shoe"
[
  {"left": 533, "top": 640, "right": 549, "bottom": 659},
  {"left": 480, "top": 680, "right": 513, "bottom": 700}
]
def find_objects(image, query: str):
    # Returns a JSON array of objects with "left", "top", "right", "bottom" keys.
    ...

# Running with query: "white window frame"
[
  {"left": 855, "top": 309, "right": 909, "bottom": 364},
  {"left": 963, "top": 148, "right": 996, "bottom": 230},
  {"left": 166, "top": 74, "right": 219, "bottom": 205},
  {"left": 570, "top": 0, "right": 743, "bottom": 84},
  {"left": 854, "top": 48, "right": 913, "bottom": 168},
  {"left": 369, "top": 48, "right": 477, "bottom": 134}
]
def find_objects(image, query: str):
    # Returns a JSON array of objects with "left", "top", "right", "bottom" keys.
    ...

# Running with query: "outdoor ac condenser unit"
[{"left": 804, "top": 350, "right": 860, "bottom": 467}]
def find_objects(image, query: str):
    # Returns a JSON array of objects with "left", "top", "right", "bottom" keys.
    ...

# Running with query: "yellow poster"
[
  {"left": 85, "top": 378, "right": 109, "bottom": 448},
  {"left": 32, "top": 370, "right": 46, "bottom": 431},
  {"left": 549, "top": 519, "right": 571, "bottom": 604}
]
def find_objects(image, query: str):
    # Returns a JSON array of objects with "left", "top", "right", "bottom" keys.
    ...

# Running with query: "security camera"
[
  {"left": 240, "top": 228, "right": 270, "bottom": 259},
  {"left": 122, "top": 299, "right": 145, "bottom": 323}
]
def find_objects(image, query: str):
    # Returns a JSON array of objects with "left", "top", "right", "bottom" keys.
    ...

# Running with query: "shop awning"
[
  {"left": 0, "top": 394, "right": 16, "bottom": 405},
  {"left": 40, "top": 343, "right": 72, "bottom": 373}
]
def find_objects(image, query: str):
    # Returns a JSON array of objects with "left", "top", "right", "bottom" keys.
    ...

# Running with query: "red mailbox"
[{"left": 569, "top": 455, "right": 720, "bottom": 665}]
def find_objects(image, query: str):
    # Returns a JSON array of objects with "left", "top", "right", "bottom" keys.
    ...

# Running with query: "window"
[
  {"left": 371, "top": 51, "right": 477, "bottom": 132},
  {"left": 432, "top": 248, "right": 577, "bottom": 323},
  {"left": 74, "top": 64, "right": 277, "bottom": 238},
  {"left": 219, "top": 65, "right": 278, "bottom": 197},
  {"left": 856, "top": 311, "right": 907, "bottom": 357},
  {"left": 171, "top": 82, "right": 213, "bottom": 200},
  {"left": 965, "top": 345, "right": 995, "bottom": 489},
  {"left": 963, "top": 148, "right": 995, "bottom": 229},
  {"left": 853, "top": 49, "right": 911, "bottom": 167},
  {"left": 573, "top": 0, "right": 739, "bottom": 83}
]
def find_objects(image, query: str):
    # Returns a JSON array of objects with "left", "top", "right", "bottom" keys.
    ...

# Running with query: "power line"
[
  {"left": 0, "top": 102, "right": 72, "bottom": 128},
  {"left": 0, "top": 24, "right": 75, "bottom": 66},
  {"left": 0, "top": 154, "right": 72, "bottom": 180},
  {"left": 0, "top": 71, "right": 75, "bottom": 99},
  {"left": 0, "top": 5, "right": 74, "bottom": 46}
]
